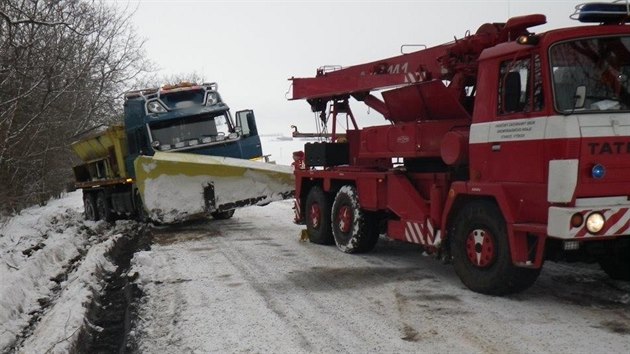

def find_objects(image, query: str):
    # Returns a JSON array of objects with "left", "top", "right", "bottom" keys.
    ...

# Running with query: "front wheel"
[
  {"left": 212, "top": 209, "right": 235, "bottom": 220},
  {"left": 331, "top": 185, "right": 379, "bottom": 254},
  {"left": 599, "top": 246, "right": 630, "bottom": 280},
  {"left": 450, "top": 200, "right": 540, "bottom": 295}
]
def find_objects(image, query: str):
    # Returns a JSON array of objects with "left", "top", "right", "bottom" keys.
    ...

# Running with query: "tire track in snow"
[{"left": 2, "top": 215, "right": 108, "bottom": 353}]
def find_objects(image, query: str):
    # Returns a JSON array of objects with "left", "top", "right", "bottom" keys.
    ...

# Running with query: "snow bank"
[
  {"left": 19, "top": 234, "right": 120, "bottom": 354},
  {"left": 0, "top": 191, "right": 119, "bottom": 352},
  {"left": 0, "top": 192, "right": 86, "bottom": 349}
]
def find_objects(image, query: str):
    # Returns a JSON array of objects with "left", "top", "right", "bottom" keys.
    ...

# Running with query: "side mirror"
[
  {"left": 235, "top": 109, "right": 258, "bottom": 137},
  {"left": 574, "top": 85, "right": 586, "bottom": 109},
  {"left": 246, "top": 112, "right": 258, "bottom": 136}
]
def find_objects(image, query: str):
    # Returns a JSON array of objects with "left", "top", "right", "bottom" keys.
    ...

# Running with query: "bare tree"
[{"left": 0, "top": 0, "right": 151, "bottom": 213}]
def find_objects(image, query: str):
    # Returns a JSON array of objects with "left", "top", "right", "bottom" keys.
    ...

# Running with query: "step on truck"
[
  {"left": 290, "top": 2, "right": 630, "bottom": 294},
  {"left": 72, "top": 82, "right": 294, "bottom": 223}
]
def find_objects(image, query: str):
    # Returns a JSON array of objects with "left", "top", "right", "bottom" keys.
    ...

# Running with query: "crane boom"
[{"left": 290, "top": 14, "right": 547, "bottom": 118}]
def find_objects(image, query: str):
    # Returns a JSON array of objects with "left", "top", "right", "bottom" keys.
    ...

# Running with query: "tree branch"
[{"left": 0, "top": 9, "right": 92, "bottom": 36}]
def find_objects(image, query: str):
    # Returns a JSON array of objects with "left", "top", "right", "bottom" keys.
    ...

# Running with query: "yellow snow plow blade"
[{"left": 134, "top": 152, "right": 294, "bottom": 223}]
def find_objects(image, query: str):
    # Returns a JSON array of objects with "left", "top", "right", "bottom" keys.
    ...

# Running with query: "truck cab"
[
  {"left": 467, "top": 17, "right": 630, "bottom": 267},
  {"left": 123, "top": 82, "right": 262, "bottom": 178}
]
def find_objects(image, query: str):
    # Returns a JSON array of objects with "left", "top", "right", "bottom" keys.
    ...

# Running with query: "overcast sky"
[{"left": 112, "top": 0, "right": 581, "bottom": 134}]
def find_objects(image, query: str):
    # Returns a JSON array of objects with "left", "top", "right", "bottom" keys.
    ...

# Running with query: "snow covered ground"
[
  {"left": 0, "top": 192, "right": 138, "bottom": 353},
  {"left": 1, "top": 134, "right": 629, "bottom": 353},
  {"left": 1, "top": 191, "right": 630, "bottom": 353},
  {"left": 128, "top": 200, "right": 630, "bottom": 353}
]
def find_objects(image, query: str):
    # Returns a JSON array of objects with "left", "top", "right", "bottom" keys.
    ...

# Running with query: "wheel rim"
[
  {"left": 309, "top": 203, "right": 321, "bottom": 229},
  {"left": 337, "top": 205, "right": 353, "bottom": 233},
  {"left": 465, "top": 228, "right": 496, "bottom": 268}
]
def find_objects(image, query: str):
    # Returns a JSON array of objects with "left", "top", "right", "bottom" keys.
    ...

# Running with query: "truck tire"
[
  {"left": 331, "top": 185, "right": 379, "bottom": 253},
  {"left": 599, "top": 250, "right": 630, "bottom": 280},
  {"left": 134, "top": 190, "right": 149, "bottom": 223},
  {"left": 83, "top": 193, "right": 98, "bottom": 221},
  {"left": 96, "top": 192, "right": 114, "bottom": 223},
  {"left": 211, "top": 210, "right": 235, "bottom": 220},
  {"left": 450, "top": 200, "right": 540, "bottom": 295},
  {"left": 305, "top": 186, "right": 334, "bottom": 245}
]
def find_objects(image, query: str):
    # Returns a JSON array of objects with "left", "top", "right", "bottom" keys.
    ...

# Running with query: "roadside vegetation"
[{"left": 0, "top": 0, "right": 149, "bottom": 214}]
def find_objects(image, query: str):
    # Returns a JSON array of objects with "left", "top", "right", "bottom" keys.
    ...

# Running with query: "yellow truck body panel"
[{"left": 70, "top": 125, "right": 128, "bottom": 181}]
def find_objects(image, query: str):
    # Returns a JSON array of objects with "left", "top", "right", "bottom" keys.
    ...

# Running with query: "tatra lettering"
[{"left": 588, "top": 142, "right": 630, "bottom": 154}]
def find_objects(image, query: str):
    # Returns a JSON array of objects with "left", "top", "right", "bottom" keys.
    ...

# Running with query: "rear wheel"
[
  {"left": 305, "top": 186, "right": 334, "bottom": 245},
  {"left": 450, "top": 200, "right": 540, "bottom": 295},
  {"left": 96, "top": 192, "right": 114, "bottom": 222},
  {"left": 212, "top": 209, "right": 235, "bottom": 220},
  {"left": 331, "top": 185, "right": 379, "bottom": 253},
  {"left": 83, "top": 193, "right": 98, "bottom": 221}
]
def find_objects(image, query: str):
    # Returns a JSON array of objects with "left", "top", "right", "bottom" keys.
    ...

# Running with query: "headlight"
[
  {"left": 585, "top": 212, "right": 605, "bottom": 233},
  {"left": 147, "top": 100, "right": 167, "bottom": 113},
  {"left": 206, "top": 92, "right": 218, "bottom": 106}
]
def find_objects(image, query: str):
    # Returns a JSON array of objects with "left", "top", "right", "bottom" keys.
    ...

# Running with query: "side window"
[
  {"left": 532, "top": 55, "right": 544, "bottom": 111},
  {"left": 498, "top": 54, "right": 544, "bottom": 115},
  {"left": 214, "top": 114, "right": 231, "bottom": 136}
]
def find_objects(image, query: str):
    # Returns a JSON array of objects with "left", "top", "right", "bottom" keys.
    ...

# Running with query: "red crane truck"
[{"left": 290, "top": 2, "right": 630, "bottom": 295}]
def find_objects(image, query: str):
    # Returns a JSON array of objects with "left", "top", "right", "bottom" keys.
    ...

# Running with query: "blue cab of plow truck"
[{"left": 123, "top": 82, "right": 262, "bottom": 178}]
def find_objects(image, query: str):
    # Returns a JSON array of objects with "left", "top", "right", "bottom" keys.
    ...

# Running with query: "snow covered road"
[
  {"left": 131, "top": 200, "right": 630, "bottom": 353},
  {"left": 1, "top": 192, "right": 628, "bottom": 353}
]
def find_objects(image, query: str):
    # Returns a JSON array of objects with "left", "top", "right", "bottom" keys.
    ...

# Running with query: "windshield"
[
  {"left": 149, "top": 113, "right": 232, "bottom": 149},
  {"left": 550, "top": 36, "right": 630, "bottom": 112}
]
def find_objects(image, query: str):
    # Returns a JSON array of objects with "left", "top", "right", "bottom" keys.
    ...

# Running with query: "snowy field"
[
  {"left": 1, "top": 134, "right": 629, "bottom": 353},
  {"left": 259, "top": 133, "right": 320, "bottom": 166}
]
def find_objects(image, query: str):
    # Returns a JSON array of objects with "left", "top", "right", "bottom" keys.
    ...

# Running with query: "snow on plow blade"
[{"left": 134, "top": 152, "right": 295, "bottom": 223}]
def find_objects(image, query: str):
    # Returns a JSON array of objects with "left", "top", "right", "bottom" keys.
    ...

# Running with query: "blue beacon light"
[{"left": 591, "top": 164, "right": 606, "bottom": 179}]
